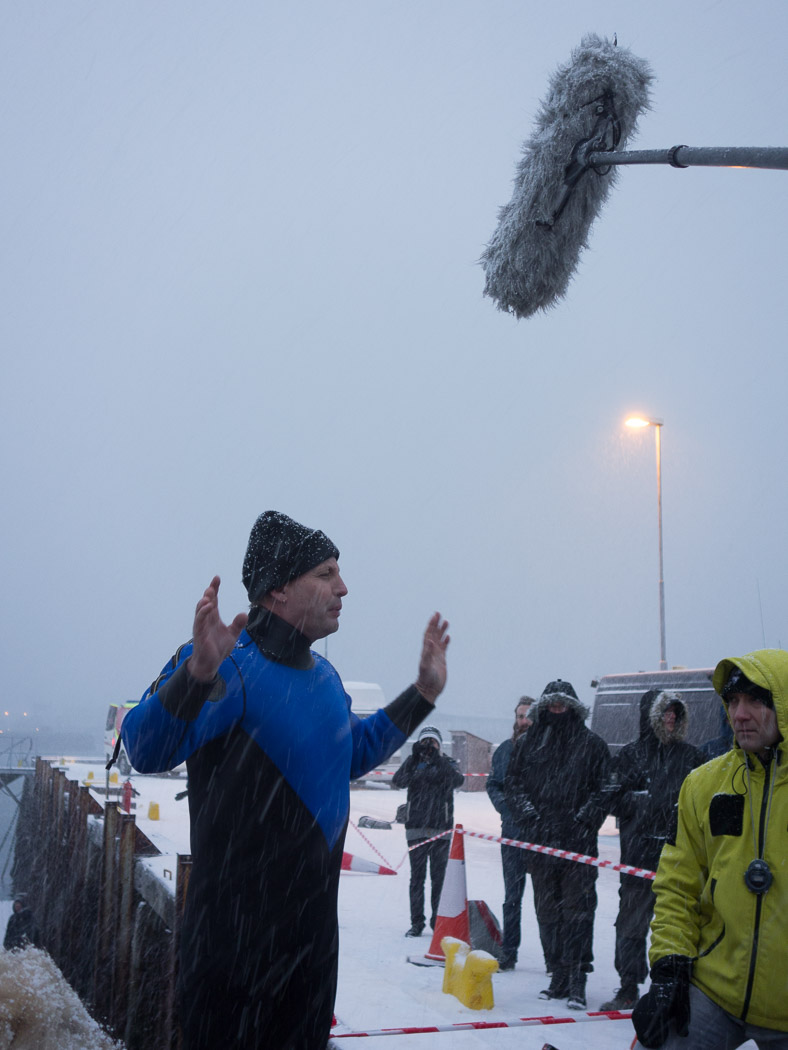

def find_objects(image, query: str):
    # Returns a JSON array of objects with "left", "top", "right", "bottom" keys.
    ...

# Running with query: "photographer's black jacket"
[{"left": 392, "top": 743, "right": 464, "bottom": 836}]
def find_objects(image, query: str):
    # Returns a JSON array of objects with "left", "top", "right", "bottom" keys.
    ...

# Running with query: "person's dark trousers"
[
  {"left": 613, "top": 872, "right": 654, "bottom": 986},
  {"left": 531, "top": 856, "right": 597, "bottom": 974},
  {"left": 500, "top": 842, "right": 528, "bottom": 956},
  {"left": 408, "top": 836, "right": 451, "bottom": 930}
]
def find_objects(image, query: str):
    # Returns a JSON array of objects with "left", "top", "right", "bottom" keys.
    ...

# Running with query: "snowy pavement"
[{"left": 337, "top": 785, "right": 635, "bottom": 1049}]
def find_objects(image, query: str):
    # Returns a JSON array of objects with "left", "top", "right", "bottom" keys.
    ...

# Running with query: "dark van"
[{"left": 590, "top": 668, "right": 720, "bottom": 756}]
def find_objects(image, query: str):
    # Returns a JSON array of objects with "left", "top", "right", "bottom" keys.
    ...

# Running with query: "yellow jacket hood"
[{"left": 713, "top": 648, "right": 788, "bottom": 756}]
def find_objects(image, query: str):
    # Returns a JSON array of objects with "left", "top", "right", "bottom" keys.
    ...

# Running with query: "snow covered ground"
[
  {"left": 4, "top": 764, "right": 758, "bottom": 1049},
  {"left": 337, "top": 784, "right": 633, "bottom": 1050}
]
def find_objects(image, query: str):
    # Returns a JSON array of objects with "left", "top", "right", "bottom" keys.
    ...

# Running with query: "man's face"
[
  {"left": 275, "top": 557, "right": 348, "bottom": 643},
  {"left": 662, "top": 705, "right": 679, "bottom": 734},
  {"left": 548, "top": 699, "right": 567, "bottom": 714},
  {"left": 514, "top": 704, "right": 532, "bottom": 733},
  {"left": 728, "top": 692, "right": 781, "bottom": 756}
]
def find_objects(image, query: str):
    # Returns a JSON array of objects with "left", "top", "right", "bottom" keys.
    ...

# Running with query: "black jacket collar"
[{"left": 246, "top": 606, "right": 314, "bottom": 670}]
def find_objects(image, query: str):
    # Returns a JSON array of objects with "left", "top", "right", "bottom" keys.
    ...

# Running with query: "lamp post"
[{"left": 625, "top": 416, "right": 667, "bottom": 671}]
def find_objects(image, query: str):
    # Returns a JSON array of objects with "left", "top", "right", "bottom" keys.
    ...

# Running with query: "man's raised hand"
[
  {"left": 414, "top": 612, "right": 450, "bottom": 705},
  {"left": 188, "top": 576, "right": 248, "bottom": 683}
]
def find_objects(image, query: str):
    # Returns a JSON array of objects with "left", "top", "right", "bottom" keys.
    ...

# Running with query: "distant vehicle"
[
  {"left": 590, "top": 668, "right": 719, "bottom": 757},
  {"left": 344, "top": 681, "right": 404, "bottom": 787},
  {"left": 105, "top": 700, "right": 189, "bottom": 777},
  {"left": 104, "top": 701, "right": 139, "bottom": 775},
  {"left": 344, "top": 681, "right": 386, "bottom": 712}
]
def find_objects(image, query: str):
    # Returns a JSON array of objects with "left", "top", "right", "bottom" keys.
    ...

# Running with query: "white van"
[
  {"left": 104, "top": 701, "right": 139, "bottom": 775},
  {"left": 343, "top": 681, "right": 403, "bottom": 786},
  {"left": 104, "top": 700, "right": 187, "bottom": 777}
]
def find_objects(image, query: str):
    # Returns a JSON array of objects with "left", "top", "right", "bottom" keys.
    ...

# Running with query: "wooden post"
[{"left": 93, "top": 800, "right": 119, "bottom": 1021}]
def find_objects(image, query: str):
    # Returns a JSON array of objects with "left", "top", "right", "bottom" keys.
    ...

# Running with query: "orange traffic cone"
[
  {"left": 340, "top": 851, "right": 396, "bottom": 875},
  {"left": 425, "top": 825, "right": 470, "bottom": 961}
]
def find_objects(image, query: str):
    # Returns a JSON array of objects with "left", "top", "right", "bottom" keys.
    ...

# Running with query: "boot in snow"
[
  {"left": 538, "top": 967, "right": 569, "bottom": 1000},
  {"left": 567, "top": 968, "right": 587, "bottom": 1010},
  {"left": 600, "top": 983, "right": 638, "bottom": 1010}
]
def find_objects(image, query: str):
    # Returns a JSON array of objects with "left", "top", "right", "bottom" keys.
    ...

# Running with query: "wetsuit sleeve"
[
  {"left": 155, "top": 660, "right": 226, "bottom": 721},
  {"left": 385, "top": 685, "right": 435, "bottom": 737},
  {"left": 121, "top": 645, "right": 242, "bottom": 773},
  {"left": 347, "top": 685, "right": 434, "bottom": 780},
  {"left": 649, "top": 775, "right": 707, "bottom": 964}
]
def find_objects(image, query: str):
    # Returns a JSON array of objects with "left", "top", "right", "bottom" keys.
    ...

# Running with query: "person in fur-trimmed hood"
[
  {"left": 505, "top": 679, "right": 611, "bottom": 1010},
  {"left": 581, "top": 690, "right": 704, "bottom": 1012}
]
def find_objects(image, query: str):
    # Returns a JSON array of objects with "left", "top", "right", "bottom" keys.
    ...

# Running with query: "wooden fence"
[{"left": 12, "top": 758, "right": 191, "bottom": 1050}]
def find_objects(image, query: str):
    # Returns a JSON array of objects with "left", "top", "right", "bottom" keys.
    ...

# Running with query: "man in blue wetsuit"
[{"left": 121, "top": 510, "right": 449, "bottom": 1050}]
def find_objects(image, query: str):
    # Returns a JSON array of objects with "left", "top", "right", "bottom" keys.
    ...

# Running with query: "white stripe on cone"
[
  {"left": 341, "top": 851, "right": 396, "bottom": 876},
  {"left": 425, "top": 825, "right": 470, "bottom": 960},
  {"left": 438, "top": 858, "right": 466, "bottom": 917}
]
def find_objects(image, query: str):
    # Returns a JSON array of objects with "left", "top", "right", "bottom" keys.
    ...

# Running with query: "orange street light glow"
[{"left": 625, "top": 416, "right": 650, "bottom": 428}]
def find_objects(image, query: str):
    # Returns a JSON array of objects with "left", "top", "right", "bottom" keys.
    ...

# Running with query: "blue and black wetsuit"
[{"left": 122, "top": 606, "right": 432, "bottom": 1050}]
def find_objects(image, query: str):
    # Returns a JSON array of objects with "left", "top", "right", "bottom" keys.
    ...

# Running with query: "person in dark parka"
[
  {"left": 3, "top": 896, "right": 39, "bottom": 951},
  {"left": 582, "top": 689, "right": 704, "bottom": 1011},
  {"left": 505, "top": 679, "right": 611, "bottom": 1010},
  {"left": 392, "top": 725, "right": 464, "bottom": 936},
  {"left": 486, "top": 695, "right": 535, "bottom": 970}
]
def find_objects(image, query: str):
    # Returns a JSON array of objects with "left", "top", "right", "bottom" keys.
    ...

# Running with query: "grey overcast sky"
[{"left": 2, "top": 1, "right": 787, "bottom": 738}]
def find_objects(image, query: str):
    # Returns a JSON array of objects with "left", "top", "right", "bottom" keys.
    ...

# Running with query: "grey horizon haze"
[{"left": 2, "top": 1, "right": 787, "bottom": 744}]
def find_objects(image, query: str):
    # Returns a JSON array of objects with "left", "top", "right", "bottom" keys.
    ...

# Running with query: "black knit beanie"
[
  {"left": 720, "top": 667, "right": 774, "bottom": 709},
  {"left": 242, "top": 511, "right": 339, "bottom": 603}
]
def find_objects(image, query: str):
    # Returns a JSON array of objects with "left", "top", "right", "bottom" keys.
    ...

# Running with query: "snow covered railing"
[{"left": 332, "top": 1007, "right": 633, "bottom": 1038}]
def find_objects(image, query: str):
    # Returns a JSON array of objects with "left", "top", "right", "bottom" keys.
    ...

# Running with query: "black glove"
[
  {"left": 515, "top": 799, "right": 539, "bottom": 823},
  {"left": 632, "top": 955, "right": 692, "bottom": 1048},
  {"left": 574, "top": 799, "right": 606, "bottom": 830}
]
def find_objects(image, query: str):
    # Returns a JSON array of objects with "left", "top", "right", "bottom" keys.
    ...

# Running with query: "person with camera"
[{"left": 392, "top": 726, "right": 464, "bottom": 937}]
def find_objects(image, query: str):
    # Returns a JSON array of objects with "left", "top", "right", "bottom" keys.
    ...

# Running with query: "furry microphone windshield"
[{"left": 481, "top": 34, "right": 653, "bottom": 320}]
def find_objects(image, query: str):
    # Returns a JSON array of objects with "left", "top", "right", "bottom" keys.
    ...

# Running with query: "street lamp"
[{"left": 625, "top": 415, "right": 667, "bottom": 671}]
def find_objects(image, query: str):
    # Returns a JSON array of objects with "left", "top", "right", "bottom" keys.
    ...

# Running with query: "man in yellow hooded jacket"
[{"left": 632, "top": 649, "right": 788, "bottom": 1049}]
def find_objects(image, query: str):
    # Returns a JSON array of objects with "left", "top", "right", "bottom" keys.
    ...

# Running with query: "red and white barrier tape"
[
  {"left": 349, "top": 819, "right": 400, "bottom": 871},
  {"left": 458, "top": 828, "right": 656, "bottom": 881},
  {"left": 406, "top": 829, "right": 452, "bottom": 853},
  {"left": 332, "top": 1008, "right": 632, "bottom": 1038}
]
